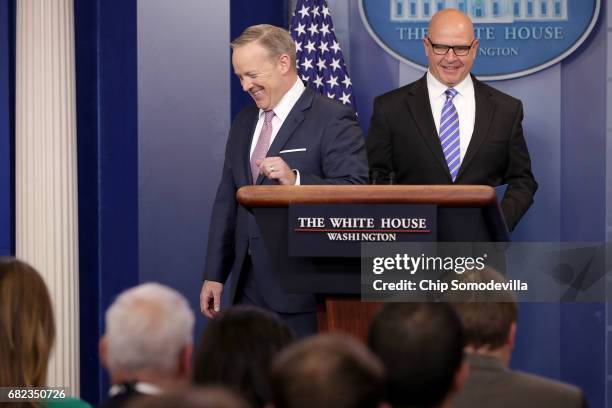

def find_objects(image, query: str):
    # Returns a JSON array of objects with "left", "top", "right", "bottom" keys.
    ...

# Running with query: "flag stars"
[
  {"left": 294, "top": 22, "right": 306, "bottom": 37},
  {"left": 290, "top": 1, "right": 356, "bottom": 112},
  {"left": 322, "top": 5, "right": 331, "bottom": 18},
  {"left": 340, "top": 92, "right": 351, "bottom": 105},
  {"left": 316, "top": 58, "right": 327, "bottom": 71},
  {"left": 329, "top": 58, "right": 341, "bottom": 72},
  {"left": 330, "top": 40, "right": 341, "bottom": 53},
  {"left": 342, "top": 76, "right": 352, "bottom": 88},
  {"left": 326, "top": 75, "right": 338, "bottom": 90},
  {"left": 307, "top": 23, "right": 319, "bottom": 36},
  {"left": 304, "top": 40, "right": 317, "bottom": 54},
  {"left": 301, "top": 57, "right": 314, "bottom": 71},
  {"left": 320, "top": 23, "right": 331, "bottom": 36},
  {"left": 298, "top": 5, "right": 310, "bottom": 19},
  {"left": 318, "top": 41, "right": 329, "bottom": 53}
]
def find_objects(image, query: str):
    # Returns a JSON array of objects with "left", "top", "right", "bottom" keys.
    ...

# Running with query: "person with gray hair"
[{"left": 99, "top": 283, "right": 195, "bottom": 408}]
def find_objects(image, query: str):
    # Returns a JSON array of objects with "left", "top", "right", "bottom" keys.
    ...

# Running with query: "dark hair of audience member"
[
  {"left": 445, "top": 266, "right": 518, "bottom": 350},
  {"left": 0, "top": 257, "right": 55, "bottom": 407},
  {"left": 193, "top": 306, "right": 295, "bottom": 407},
  {"left": 270, "top": 334, "right": 387, "bottom": 408},
  {"left": 368, "top": 303, "right": 464, "bottom": 408},
  {"left": 126, "top": 386, "right": 249, "bottom": 408}
]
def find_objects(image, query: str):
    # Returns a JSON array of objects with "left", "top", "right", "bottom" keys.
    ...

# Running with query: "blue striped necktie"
[{"left": 439, "top": 88, "right": 460, "bottom": 181}]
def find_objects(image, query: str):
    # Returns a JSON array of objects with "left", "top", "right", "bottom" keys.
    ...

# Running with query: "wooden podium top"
[{"left": 237, "top": 185, "right": 497, "bottom": 208}]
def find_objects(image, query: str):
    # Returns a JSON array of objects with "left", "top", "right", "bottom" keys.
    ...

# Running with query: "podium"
[{"left": 237, "top": 185, "right": 508, "bottom": 339}]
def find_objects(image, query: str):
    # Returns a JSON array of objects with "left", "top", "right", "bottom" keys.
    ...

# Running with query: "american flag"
[{"left": 289, "top": 0, "right": 356, "bottom": 110}]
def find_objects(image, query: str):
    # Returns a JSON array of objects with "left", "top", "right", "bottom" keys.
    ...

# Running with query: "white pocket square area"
[{"left": 279, "top": 148, "right": 307, "bottom": 154}]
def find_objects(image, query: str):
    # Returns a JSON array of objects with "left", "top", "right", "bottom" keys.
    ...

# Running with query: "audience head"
[
  {"left": 446, "top": 266, "right": 518, "bottom": 365},
  {"left": 368, "top": 303, "right": 467, "bottom": 408},
  {"left": 127, "top": 386, "right": 249, "bottom": 408},
  {"left": 101, "top": 283, "right": 195, "bottom": 387},
  {"left": 0, "top": 257, "right": 55, "bottom": 388},
  {"left": 270, "top": 333, "right": 387, "bottom": 408},
  {"left": 193, "top": 305, "right": 295, "bottom": 407}
]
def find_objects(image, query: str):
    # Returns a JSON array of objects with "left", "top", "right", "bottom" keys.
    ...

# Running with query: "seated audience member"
[
  {"left": 269, "top": 334, "right": 388, "bottom": 408},
  {"left": 0, "top": 257, "right": 90, "bottom": 407},
  {"left": 368, "top": 303, "right": 468, "bottom": 408},
  {"left": 193, "top": 306, "right": 295, "bottom": 408},
  {"left": 99, "top": 283, "right": 195, "bottom": 408},
  {"left": 447, "top": 267, "right": 587, "bottom": 408},
  {"left": 126, "top": 386, "right": 248, "bottom": 408}
]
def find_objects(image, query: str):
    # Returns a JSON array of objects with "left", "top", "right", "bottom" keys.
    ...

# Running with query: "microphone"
[{"left": 370, "top": 170, "right": 379, "bottom": 185}]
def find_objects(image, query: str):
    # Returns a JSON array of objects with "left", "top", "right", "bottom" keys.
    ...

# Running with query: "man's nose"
[
  {"left": 241, "top": 78, "right": 252, "bottom": 92},
  {"left": 445, "top": 48, "right": 458, "bottom": 62}
]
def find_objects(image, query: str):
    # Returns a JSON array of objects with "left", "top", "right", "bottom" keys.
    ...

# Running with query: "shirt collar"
[
  {"left": 466, "top": 353, "right": 509, "bottom": 372},
  {"left": 109, "top": 382, "right": 163, "bottom": 397},
  {"left": 426, "top": 70, "right": 474, "bottom": 99},
  {"left": 259, "top": 77, "right": 305, "bottom": 122}
]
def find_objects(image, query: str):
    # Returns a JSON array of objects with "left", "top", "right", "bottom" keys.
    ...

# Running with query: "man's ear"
[
  {"left": 179, "top": 343, "right": 194, "bottom": 378},
  {"left": 278, "top": 53, "right": 291, "bottom": 74},
  {"left": 452, "top": 361, "right": 470, "bottom": 395},
  {"left": 471, "top": 38, "right": 480, "bottom": 57},
  {"left": 99, "top": 336, "right": 108, "bottom": 369},
  {"left": 507, "top": 321, "right": 517, "bottom": 350}
]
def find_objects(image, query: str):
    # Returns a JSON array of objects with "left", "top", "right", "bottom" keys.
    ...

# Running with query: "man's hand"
[
  {"left": 200, "top": 280, "right": 224, "bottom": 318},
  {"left": 256, "top": 157, "right": 296, "bottom": 185}
]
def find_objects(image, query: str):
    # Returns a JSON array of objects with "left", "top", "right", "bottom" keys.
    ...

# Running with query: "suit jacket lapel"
[
  {"left": 255, "top": 87, "right": 312, "bottom": 185},
  {"left": 241, "top": 108, "right": 259, "bottom": 185},
  {"left": 406, "top": 75, "right": 452, "bottom": 180},
  {"left": 457, "top": 76, "right": 495, "bottom": 180}
]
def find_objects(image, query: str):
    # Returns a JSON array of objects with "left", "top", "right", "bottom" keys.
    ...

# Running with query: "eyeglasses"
[{"left": 427, "top": 37, "right": 475, "bottom": 56}]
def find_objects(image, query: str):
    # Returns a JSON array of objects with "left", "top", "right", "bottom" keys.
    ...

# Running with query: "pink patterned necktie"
[{"left": 250, "top": 110, "right": 275, "bottom": 184}]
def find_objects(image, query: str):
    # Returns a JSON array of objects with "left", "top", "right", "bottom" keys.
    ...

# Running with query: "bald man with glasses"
[{"left": 367, "top": 8, "right": 537, "bottom": 232}]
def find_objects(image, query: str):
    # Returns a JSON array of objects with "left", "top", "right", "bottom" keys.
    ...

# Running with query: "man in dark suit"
[
  {"left": 200, "top": 25, "right": 368, "bottom": 336},
  {"left": 367, "top": 9, "right": 537, "bottom": 231},
  {"left": 449, "top": 267, "right": 587, "bottom": 408}
]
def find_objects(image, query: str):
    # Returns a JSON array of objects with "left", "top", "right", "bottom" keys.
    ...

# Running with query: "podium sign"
[
  {"left": 238, "top": 185, "right": 507, "bottom": 337},
  {"left": 288, "top": 204, "right": 437, "bottom": 257}
]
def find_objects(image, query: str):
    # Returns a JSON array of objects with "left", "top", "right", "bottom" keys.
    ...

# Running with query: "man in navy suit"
[{"left": 200, "top": 24, "right": 368, "bottom": 336}]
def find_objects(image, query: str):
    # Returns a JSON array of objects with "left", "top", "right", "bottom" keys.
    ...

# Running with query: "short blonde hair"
[{"left": 231, "top": 24, "right": 296, "bottom": 70}]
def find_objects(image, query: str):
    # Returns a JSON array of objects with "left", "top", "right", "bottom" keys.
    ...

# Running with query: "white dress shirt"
[
  {"left": 249, "top": 78, "right": 305, "bottom": 157},
  {"left": 426, "top": 71, "right": 475, "bottom": 163},
  {"left": 249, "top": 78, "right": 305, "bottom": 184}
]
